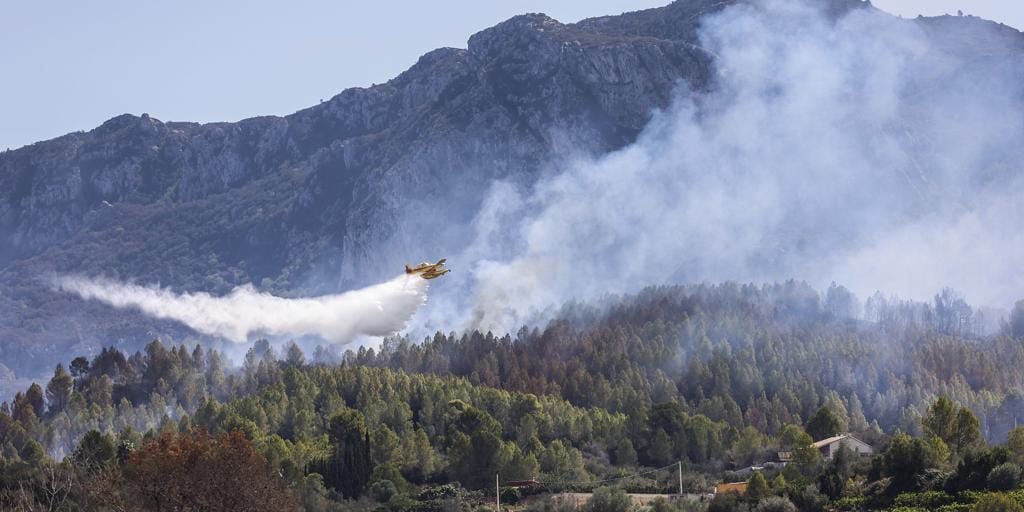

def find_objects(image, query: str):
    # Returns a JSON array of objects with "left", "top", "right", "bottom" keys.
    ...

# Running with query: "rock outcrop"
[{"left": 0, "top": 0, "right": 1021, "bottom": 376}]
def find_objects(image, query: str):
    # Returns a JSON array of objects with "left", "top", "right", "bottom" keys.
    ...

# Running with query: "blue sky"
[{"left": 1, "top": 0, "right": 1021, "bottom": 151}]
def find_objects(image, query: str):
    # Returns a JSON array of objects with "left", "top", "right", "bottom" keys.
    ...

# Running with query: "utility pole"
[
  {"left": 496, "top": 474, "right": 500, "bottom": 512},
  {"left": 678, "top": 461, "right": 683, "bottom": 496}
]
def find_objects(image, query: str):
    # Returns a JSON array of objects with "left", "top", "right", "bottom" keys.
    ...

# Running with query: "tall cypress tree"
[{"left": 324, "top": 409, "right": 372, "bottom": 498}]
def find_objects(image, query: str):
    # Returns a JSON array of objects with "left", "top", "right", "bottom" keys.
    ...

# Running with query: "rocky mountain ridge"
[{"left": 1, "top": 0, "right": 1022, "bottom": 377}]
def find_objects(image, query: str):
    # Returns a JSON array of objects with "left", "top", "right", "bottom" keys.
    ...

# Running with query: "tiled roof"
[
  {"left": 812, "top": 433, "right": 871, "bottom": 449},
  {"left": 812, "top": 434, "right": 850, "bottom": 448}
]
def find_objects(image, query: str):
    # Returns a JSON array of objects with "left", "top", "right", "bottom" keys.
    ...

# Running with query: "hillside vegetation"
[{"left": 3, "top": 282, "right": 1024, "bottom": 511}]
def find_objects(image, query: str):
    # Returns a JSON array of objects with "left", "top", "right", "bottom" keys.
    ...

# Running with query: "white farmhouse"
[{"left": 812, "top": 434, "right": 874, "bottom": 459}]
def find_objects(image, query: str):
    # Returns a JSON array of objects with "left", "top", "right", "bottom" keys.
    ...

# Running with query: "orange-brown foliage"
[{"left": 121, "top": 429, "right": 297, "bottom": 512}]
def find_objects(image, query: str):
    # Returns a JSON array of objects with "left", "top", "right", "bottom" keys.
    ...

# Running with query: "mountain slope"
[
  {"left": 1, "top": 0, "right": 1023, "bottom": 377},
  {"left": 0, "top": 2, "right": 725, "bottom": 374}
]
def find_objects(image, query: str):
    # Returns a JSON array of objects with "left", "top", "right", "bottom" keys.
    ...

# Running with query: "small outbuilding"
[{"left": 714, "top": 482, "right": 749, "bottom": 495}]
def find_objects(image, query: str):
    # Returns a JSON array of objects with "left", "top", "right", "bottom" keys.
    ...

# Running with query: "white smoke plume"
[
  {"left": 55, "top": 274, "right": 429, "bottom": 344},
  {"left": 51, "top": 0, "right": 1024, "bottom": 344},
  {"left": 419, "top": 0, "right": 1024, "bottom": 333}
]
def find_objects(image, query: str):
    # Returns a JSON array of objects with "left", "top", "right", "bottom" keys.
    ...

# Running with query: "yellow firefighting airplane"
[{"left": 404, "top": 259, "right": 450, "bottom": 280}]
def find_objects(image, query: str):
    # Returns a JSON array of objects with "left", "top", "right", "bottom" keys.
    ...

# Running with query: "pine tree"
[
  {"left": 25, "top": 383, "right": 45, "bottom": 418},
  {"left": 285, "top": 342, "right": 305, "bottom": 367},
  {"left": 954, "top": 407, "right": 982, "bottom": 452},
  {"left": 1008, "top": 426, "right": 1024, "bottom": 460},
  {"left": 747, "top": 471, "right": 769, "bottom": 499},
  {"left": 649, "top": 429, "right": 673, "bottom": 465},
  {"left": 806, "top": 406, "right": 842, "bottom": 440},
  {"left": 922, "top": 397, "right": 958, "bottom": 443},
  {"left": 46, "top": 364, "right": 73, "bottom": 415},
  {"left": 613, "top": 438, "right": 638, "bottom": 466}
]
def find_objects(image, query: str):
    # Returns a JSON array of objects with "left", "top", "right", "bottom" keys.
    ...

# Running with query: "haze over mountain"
[{"left": 2, "top": 0, "right": 1023, "bottom": 378}]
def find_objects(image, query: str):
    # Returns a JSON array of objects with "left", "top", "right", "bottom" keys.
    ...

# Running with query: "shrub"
[
  {"left": 707, "top": 492, "right": 743, "bottom": 512},
  {"left": 894, "top": 491, "right": 956, "bottom": 508},
  {"left": 370, "top": 480, "right": 398, "bottom": 502},
  {"left": 120, "top": 430, "right": 296, "bottom": 511},
  {"left": 582, "top": 486, "right": 633, "bottom": 512},
  {"left": 525, "top": 496, "right": 578, "bottom": 512},
  {"left": 499, "top": 487, "right": 521, "bottom": 505},
  {"left": 988, "top": 464, "right": 1022, "bottom": 491},
  {"left": 936, "top": 504, "right": 972, "bottom": 512},
  {"left": 789, "top": 484, "right": 828, "bottom": 511},
  {"left": 831, "top": 496, "right": 865, "bottom": 511},
  {"left": 754, "top": 496, "right": 797, "bottom": 512},
  {"left": 418, "top": 484, "right": 462, "bottom": 501},
  {"left": 973, "top": 493, "right": 1024, "bottom": 512}
]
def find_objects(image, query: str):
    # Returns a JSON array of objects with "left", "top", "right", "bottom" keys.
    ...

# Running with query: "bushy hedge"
[
  {"left": 831, "top": 496, "right": 865, "bottom": 511},
  {"left": 884, "top": 491, "right": 1024, "bottom": 512},
  {"left": 893, "top": 491, "right": 956, "bottom": 509}
]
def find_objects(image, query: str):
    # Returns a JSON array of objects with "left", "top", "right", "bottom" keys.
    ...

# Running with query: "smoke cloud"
[
  {"left": 52, "top": 1, "right": 1024, "bottom": 345},
  {"left": 55, "top": 274, "right": 429, "bottom": 344},
  {"left": 420, "top": 0, "right": 1024, "bottom": 333}
]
